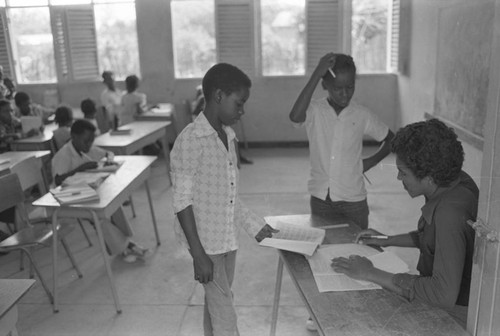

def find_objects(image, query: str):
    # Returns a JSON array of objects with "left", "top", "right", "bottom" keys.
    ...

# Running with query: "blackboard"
[{"left": 434, "top": 1, "right": 494, "bottom": 139}]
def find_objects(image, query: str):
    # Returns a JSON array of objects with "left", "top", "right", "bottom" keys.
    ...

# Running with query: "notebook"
[
  {"left": 50, "top": 184, "right": 99, "bottom": 205},
  {"left": 62, "top": 172, "right": 110, "bottom": 189},
  {"left": 20, "top": 116, "right": 42, "bottom": 134}
]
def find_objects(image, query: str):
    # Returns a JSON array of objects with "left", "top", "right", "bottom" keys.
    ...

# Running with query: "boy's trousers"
[
  {"left": 310, "top": 195, "right": 369, "bottom": 230},
  {"left": 203, "top": 250, "right": 239, "bottom": 336}
]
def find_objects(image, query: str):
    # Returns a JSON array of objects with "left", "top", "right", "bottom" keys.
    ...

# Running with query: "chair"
[{"left": 0, "top": 173, "right": 82, "bottom": 305}]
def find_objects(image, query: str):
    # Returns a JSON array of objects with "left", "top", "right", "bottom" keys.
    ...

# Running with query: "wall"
[
  {"left": 16, "top": 0, "right": 399, "bottom": 144},
  {"left": 398, "top": 0, "right": 485, "bottom": 182}
]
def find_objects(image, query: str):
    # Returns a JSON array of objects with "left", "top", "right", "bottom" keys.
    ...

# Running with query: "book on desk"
[{"left": 50, "top": 183, "right": 99, "bottom": 204}]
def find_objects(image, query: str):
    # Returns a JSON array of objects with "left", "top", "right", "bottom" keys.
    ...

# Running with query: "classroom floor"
[{"left": 0, "top": 147, "right": 424, "bottom": 336}]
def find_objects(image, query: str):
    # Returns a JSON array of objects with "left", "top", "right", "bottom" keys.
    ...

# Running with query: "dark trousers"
[{"left": 310, "top": 194, "right": 369, "bottom": 229}]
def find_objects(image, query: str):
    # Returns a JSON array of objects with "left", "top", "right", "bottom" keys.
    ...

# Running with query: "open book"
[
  {"left": 308, "top": 244, "right": 409, "bottom": 292},
  {"left": 259, "top": 221, "right": 325, "bottom": 256},
  {"left": 50, "top": 183, "right": 99, "bottom": 204}
]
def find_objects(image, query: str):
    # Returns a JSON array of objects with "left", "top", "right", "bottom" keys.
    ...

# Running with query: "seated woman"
[{"left": 331, "top": 118, "right": 478, "bottom": 328}]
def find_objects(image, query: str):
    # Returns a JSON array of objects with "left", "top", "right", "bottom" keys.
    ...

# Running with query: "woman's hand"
[
  {"left": 331, "top": 255, "right": 374, "bottom": 281},
  {"left": 255, "top": 224, "right": 279, "bottom": 242},
  {"left": 354, "top": 228, "right": 388, "bottom": 247}
]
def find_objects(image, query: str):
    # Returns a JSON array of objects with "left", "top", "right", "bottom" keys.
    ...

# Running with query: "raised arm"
[
  {"left": 289, "top": 53, "right": 336, "bottom": 123},
  {"left": 363, "top": 129, "right": 395, "bottom": 172}
]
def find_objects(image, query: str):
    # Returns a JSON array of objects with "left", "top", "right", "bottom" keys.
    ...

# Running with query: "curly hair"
[
  {"left": 391, "top": 118, "right": 464, "bottom": 187},
  {"left": 202, "top": 63, "right": 251, "bottom": 103}
]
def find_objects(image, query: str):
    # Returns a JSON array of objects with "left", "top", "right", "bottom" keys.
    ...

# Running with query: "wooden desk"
[
  {"left": 93, "top": 121, "right": 171, "bottom": 183},
  {"left": 266, "top": 214, "right": 468, "bottom": 336},
  {"left": 32, "top": 156, "right": 161, "bottom": 314},
  {"left": 0, "top": 279, "right": 35, "bottom": 336},
  {"left": 10, "top": 123, "right": 57, "bottom": 153}
]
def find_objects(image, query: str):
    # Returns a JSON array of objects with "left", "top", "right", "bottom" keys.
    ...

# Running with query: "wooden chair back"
[{"left": 9, "top": 156, "right": 47, "bottom": 194}]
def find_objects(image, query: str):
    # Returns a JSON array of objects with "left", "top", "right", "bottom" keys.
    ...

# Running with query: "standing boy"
[
  {"left": 290, "top": 53, "right": 394, "bottom": 230},
  {"left": 171, "top": 63, "right": 277, "bottom": 335}
]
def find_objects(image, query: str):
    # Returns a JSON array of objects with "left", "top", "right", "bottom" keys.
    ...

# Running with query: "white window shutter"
[
  {"left": 389, "top": 0, "right": 400, "bottom": 72},
  {"left": 51, "top": 5, "right": 99, "bottom": 82},
  {"left": 306, "top": 0, "right": 341, "bottom": 73},
  {"left": 0, "top": 9, "right": 14, "bottom": 80},
  {"left": 215, "top": 0, "right": 254, "bottom": 76}
]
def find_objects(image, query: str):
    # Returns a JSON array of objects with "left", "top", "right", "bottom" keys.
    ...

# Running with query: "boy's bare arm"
[
  {"left": 289, "top": 53, "right": 336, "bottom": 123},
  {"left": 363, "top": 129, "right": 395, "bottom": 172},
  {"left": 177, "top": 205, "right": 213, "bottom": 284}
]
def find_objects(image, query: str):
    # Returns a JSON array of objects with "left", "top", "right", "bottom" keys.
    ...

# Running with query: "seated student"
[
  {"left": 0, "top": 65, "right": 15, "bottom": 100},
  {"left": 0, "top": 99, "right": 40, "bottom": 153},
  {"left": 80, "top": 98, "right": 100, "bottom": 136},
  {"left": 52, "top": 119, "right": 149, "bottom": 263},
  {"left": 101, "top": 70, "right": 123, "bottom": 128},
  {"left": 120, "top": 74, "right": 147, "bottom": 125},
  {"left": 14, "top": 91, "right": 54, "bottom": 124},
  {"left": 331, "top": 119, "right": 478, "bottom": 328},
  {"left": 52, "top": 105, "right": 73, "bottom": 151}
]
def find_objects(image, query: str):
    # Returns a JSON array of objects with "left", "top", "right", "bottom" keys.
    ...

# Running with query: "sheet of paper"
[
  {"left": 308, "top": 244, "right": 409, "bottom": 292},
  {"left": 62, "top": 172, "right": 110, "bottom": 188},
  {"left": 259, "top": 221, "right": 325, "bottom": 256},
  {"left": 20, "top": 116, "right": 42, "bottom": 134}
]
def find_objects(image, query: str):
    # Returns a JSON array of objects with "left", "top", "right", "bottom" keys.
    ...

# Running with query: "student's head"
[
  {"left": 202, "top": 63, "right": 251, "bottom": 126},
  {"left": 54, "top": 105, "right": 73, "bottom": 127},
  {"left": 391, "top": 119, "right": 464, "bottom": 197},
  {"left": 71, "top": 119, "right": 97, "bottom": 153},
  {"left": 80, "top": 98, "right": 97, "bottom": 119},
  {"left": 102, "top": 71, "right": 115, "bottom": 90},
  {"left": 0, "top": 99, "right": 13, "bottom": 124},
  {"left": 321, "top": 54, "right": 356, "bottom": 110},
  {"left": 125, "top": 75, "right": 139, "bottom": 93},
  {"left": 14, "top": 91, "right": 32, "bottom": 116}
]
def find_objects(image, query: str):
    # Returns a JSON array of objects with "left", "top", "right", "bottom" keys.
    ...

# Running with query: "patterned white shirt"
[
  {"left": 297, "top": 98, "right": 389, "bottom": 202},
  {"left": 171, "top": 113, "right": 264, "bottom": 254}
]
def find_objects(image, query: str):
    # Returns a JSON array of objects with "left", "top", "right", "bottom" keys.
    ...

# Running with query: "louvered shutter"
[
  {"left": 306, "top": 0, "right": 341, "bottom": 73},
  {"left": 0, "top": 9, "right": 14, "bottom": 80},
  {"left": 215, "top": 0, "right": 254, "bottom": 76},
  {"left": 389, "top": 0, "right": 400, "bottom": 72},
  {"left": 51, "top": 5, "right": 99, "bottom": 82}
]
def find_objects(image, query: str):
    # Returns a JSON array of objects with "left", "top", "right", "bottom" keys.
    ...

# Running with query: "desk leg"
[
  {"left": 145, "top": 180, "right": 161, "bottom": 246},
  {"left": 161, "top": 131, "right": 171, "bottom": 185},
  {"left": 51, "top": 210, "right": 60, "bottom": 313},
  {"left": 90, "top": 211, "right": 122, "bottom": 314},
  {"left": 270, "top": 256, "right": 284, "bottom": 336}
]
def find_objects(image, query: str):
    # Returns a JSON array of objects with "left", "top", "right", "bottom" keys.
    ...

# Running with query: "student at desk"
[
  {"left": 52, "top": 105, "right": 73, "bottom": 150},
  {"left": 171, "top": 63, "right": 277, "bottom": 336},
  {"left": 331, "top": 119, "right": 478, "bottom": 328},
  {"left": 80, "top": 98, "right": 100, "bottom": 136},
  {"left": 120, "top": 74, "right": 146, "bottom": 125},
  {"left": 0, "top": 99, "right": 40, "bottom": 153},
  {"left": 14, "top": 92, "right": 54, "bottom": 124},
  {"left": 52, "top": 119, "right": 149, "bottom": 263}
]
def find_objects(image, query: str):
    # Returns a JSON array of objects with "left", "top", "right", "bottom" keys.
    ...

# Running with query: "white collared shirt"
[
  {"left": 299, "top": 98, "right": 389, "bottom": 202},
  {"left": 171, "top": 113, "right": 264, "bottom": 254},
  {"left": 52, "top": 141, "right": 106, "bottom": 180},
  {"left": 100, "top": 88, "right": 123, "bottom": 119}
]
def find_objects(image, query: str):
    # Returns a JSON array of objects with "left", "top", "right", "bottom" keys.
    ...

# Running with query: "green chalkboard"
[{"left": 434, "top": 1, "right": 493, "bottom": 138}]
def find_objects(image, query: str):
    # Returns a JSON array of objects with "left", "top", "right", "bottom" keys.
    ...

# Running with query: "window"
[
  {"left": 0, "top": 0, "right": 139, "bottom": 84},
  {"left": 94, "top": 1, "right": 140, "bottom": 79},
  {"left": 260, "top": 0, "right": 305, "bottom": 76},
  {"left": 171, "top": 0, "right": 216, "bottom": 78},
  {"left": 351, "top": 0, "right": 397, "bottom": 73},
  {"left": 9, "top": 6, "right": 57, "bottom": 83}
]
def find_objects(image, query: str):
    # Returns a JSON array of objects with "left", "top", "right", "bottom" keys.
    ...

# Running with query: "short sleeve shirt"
[
  {"left": 52, "top": 141, "right": 107, "bottom": 179},
  {"left": 120, "top": 92, "right": 147, "bottom": 125},
  {"left": 300, "top": 98, "right": 389, "bottom": 201},
  {"left": 170, "top": 113, "right": 264, "bottom": 254}
]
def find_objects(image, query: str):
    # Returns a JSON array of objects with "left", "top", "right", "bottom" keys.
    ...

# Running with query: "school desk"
[
  {"left": 32, "top": 155, "right": 160, "bottom": 313},
  {"left": 265, "top": 214, "right": 468, "bottom": 336},
  {"left": 10, "top": 123, "right": 57, "bottom": 153},
  {"left": 0, "top": 279, "right": 35, "bottom": 336},
  {"left": 93, "top": 121, "right": 171, "bottom": 183}
]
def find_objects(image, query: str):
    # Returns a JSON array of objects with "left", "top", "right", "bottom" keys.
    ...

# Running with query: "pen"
[
  {"left": 212, "top": 280, "right": 227, "bottom": 296},
  {"left": 321, "top": 224, "right": 349, "bottom": 230},
  {"left": 328, "top": 67, "right": 336, "bottom": 78},
  {"left": 360, "top": 235, "right": 388, "bottom": 239},
  {"left": 363, "top": 173, "right": 372, "bottom": 185}
]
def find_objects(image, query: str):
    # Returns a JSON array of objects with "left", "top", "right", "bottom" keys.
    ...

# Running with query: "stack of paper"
[
  {"left": 308, "top": 243, "right": 409, "bottom": 292},
  {"left": 50, "top": 184, "right": 99, "bottom": 204},
  {"left": 259, "top": 221, "right": 325, "bottom": 256},
  {"left": 62, "top": 172, "right": 110, "bottom": 188}
]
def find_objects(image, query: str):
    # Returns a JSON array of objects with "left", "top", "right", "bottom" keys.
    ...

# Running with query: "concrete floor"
[{"left": 0, "top": 147, "right": 424, "bottom": 336}]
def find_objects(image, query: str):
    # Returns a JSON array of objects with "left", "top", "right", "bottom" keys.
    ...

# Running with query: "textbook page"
[
  {"left": 308, "top": 244, "right": 409, "bottom": 292},
  {"left": 259, "top": 221, "right": 325, "bottom": 256}
]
